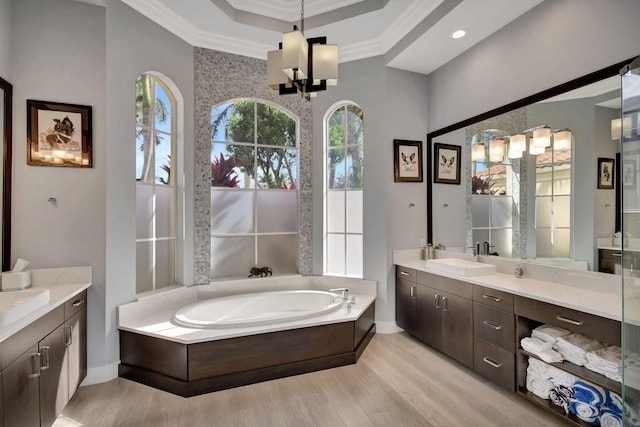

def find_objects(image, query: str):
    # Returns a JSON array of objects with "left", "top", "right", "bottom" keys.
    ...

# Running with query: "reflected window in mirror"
[
  {"left": 470, "top": 129, "right": 514, "bottom": 257},
  {"left": 535, "top": 138, "right": 572, "bottom": 258}
]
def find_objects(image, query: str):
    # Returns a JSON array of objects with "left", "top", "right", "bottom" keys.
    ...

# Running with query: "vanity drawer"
[
  {"left": 474, "top": 337, "right": 515, "bottom": 392},
  {"left": 396, "top": 266, "right": 416, "bottom": 283},
  {"left": 473, "top": 286, "right": 514, "bottom": 312},
  {"left": 65, "top": 289, "right": 88, "bottom": 319},
  {"left": 514, "top": 296, "right": 621, "bottom": 345},
  {"left": 473, "top": 302, "right": 515, "bottom": 352},
  {"left": 417, "top": 271, "right": 472, "bottom": 299}
]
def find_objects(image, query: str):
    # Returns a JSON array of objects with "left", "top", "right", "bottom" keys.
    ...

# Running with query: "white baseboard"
[
  {"left": 375, "top": 321, "right": 403, "bottom": 334},
  {"left": 81, "top": 362, "right": 120, "bottom": 386}
]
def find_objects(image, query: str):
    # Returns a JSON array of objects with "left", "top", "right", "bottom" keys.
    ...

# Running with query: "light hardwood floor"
[{"left": 54, "top": 332, "right": 566, "bottom": 427}]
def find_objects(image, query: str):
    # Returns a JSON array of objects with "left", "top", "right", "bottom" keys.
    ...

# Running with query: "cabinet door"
[
  {"left": 441, "top": 292, "right": 473, "bottom": 368},
  {"left": 39, "top": 325, "right": 68, "bottom": 427},
  {"left": 2, "top": 345, "right": 41, "bottom": 427},
  {"left": 415, "top": 285, "right": 443, "bottom": 351},
  {"left": 67, "top": 309, "right": 87, "bottom": 398},
  {"left": 396, "top": 277, "right": 416, "bottom": 333}
]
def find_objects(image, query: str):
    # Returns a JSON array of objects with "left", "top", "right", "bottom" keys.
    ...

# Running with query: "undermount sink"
[
  {"left": 426, "top": 258, "right": 497, "bottom": 277},
  {"left": 0, "top": 289, "right": 50, "bottom": 327}
]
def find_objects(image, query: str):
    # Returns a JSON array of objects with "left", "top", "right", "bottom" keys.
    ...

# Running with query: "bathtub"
[
  {"left": 118, "top": 275, "right": 376, "bottom": 396},
  {"left": 173, "top": 290, "right": 344, "bottom": 329}
]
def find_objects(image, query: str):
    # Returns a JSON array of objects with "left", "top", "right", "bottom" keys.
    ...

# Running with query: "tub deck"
[{"left": 117, "top": 276, "right": 377, "bottom": 396}]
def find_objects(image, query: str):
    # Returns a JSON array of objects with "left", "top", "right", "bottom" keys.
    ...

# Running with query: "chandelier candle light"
[{"left": 267, "top": 0, "right": 338, "bottom": 99}]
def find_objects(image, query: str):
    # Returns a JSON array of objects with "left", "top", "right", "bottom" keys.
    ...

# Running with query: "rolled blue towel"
[
  {"left": 549, "top": 388, "right": 570, "bottom": 414},
  {"left": 599, "top": 408, "right": 622, "bottom": 427},
  {"left": 573, "top": 380, "right": 605, "bottom": 407},
  {"left": 605, "top": 390, "right": 623, "bottom": 415},
  {"left": 569, "top": 399, "right": 600, "bottom": 424}
]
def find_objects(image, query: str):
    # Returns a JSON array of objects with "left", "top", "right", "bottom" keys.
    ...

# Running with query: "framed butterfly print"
[
  {"left": 434, "top": 143, "right": 461, "bottom": 185},
  {"left": 393, "top": 139, "right": 423, "bottom": 182}
]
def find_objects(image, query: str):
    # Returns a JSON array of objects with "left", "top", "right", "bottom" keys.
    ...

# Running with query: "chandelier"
[{"left": 266, "top": 0, "right": 338, "bottom": 100}]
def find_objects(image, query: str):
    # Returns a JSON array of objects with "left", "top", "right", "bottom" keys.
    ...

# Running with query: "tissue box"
[{"left": 1, "top": 271, "right": 31, "bottom": 291}]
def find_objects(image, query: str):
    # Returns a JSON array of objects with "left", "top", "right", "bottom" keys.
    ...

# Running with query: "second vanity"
[{"left": 394, "top": 250, "right": 625, "bottom": 426}]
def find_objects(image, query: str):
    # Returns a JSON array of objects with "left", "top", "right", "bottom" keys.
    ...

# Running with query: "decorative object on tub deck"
[
  {"left": 393, "top": 139, "right": 423, "bottom": 182},
  {"left": 248, "top": 266, "right": 273, "bottom": 277},
  {"left": 26, "top": 99, "right": 92, "bottom": 167}
]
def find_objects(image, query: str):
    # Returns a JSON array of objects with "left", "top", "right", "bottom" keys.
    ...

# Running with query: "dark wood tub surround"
[{"left": 119, "top": 303, "right": 375, "bottom": 397}]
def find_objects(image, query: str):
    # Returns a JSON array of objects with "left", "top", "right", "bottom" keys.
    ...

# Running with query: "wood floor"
[{"left": 53, "top": 332, "right": 566, "bottom": 427}]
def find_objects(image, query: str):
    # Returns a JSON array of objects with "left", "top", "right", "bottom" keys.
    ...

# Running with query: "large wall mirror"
[
  {"left": 427, "top": 58, "right": 635, "bottom": 273},
  {"left": 0, "top": 76, "right": 12, "bottom": 272}
]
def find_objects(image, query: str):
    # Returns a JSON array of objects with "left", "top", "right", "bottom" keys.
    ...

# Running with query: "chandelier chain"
[{"left": 300, "top": 0, "right": 304, "bottom": 34}]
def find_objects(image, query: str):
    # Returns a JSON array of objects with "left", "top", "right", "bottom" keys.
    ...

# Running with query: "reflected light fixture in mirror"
[
  {"left": 489, "top": 139, "right": 505, "bottom": 162},
  {"left": 471, "top": 143, "right": 485, "bottom": 161},
  {"left": 554, "top": 130, "right": 572, "bottom": 150},
  {"left": 533, "top": 126, "right": 551, "bottom": 148}
]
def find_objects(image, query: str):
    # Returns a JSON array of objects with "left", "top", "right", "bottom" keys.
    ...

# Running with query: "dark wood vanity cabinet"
[
  {"left": 395, "top": 269, "right": 473, "bottom": 368},
  {"left": 472, "top": 286, "right": 516, "bottom": 391},
  {"left": 0, "top": 290, "right": 87, "bottom": 427}
]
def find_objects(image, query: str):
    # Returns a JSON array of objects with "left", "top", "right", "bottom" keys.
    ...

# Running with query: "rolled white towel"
[
  {"left": 527, "top": 357, "right": 549, "bottom": 376},
  {"left": 526, "top": 374, "right": 554, "bottom": 399},
  {"left": 599, "top": 409, "right": 622, "bottom": 427}
]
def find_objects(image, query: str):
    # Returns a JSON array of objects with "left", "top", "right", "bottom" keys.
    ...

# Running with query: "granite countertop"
[
  {"left": 394, "top": 254, "right": 624, "bottom": 323},
  {"left": 0, "top": 266, "right": 92, "bottom": 342}
]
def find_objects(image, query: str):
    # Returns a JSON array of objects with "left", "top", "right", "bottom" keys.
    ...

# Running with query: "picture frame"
[
  {"left": 27, "top": 99, "right": 92, "bottom": 167},
  {"left": 623, "top": 159, "right": 636, "bottom": 189},
  {"left": 393, "top": 139, "right": 423, "bottom": 182},
  {"left": 597, "top": 157, "right": 615, "bottom": 189},
  {"left": 434, "top": 143, "right": 461, "bottom": 185}
]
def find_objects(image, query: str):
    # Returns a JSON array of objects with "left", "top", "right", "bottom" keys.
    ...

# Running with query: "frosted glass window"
[
  {"left": 536, "top": 197, "right": 552, "bottom": 228},
  {"left": 327, "top": 234, "right": 346, "bottom": 275},
  {"left": 211, "top": 237, "right": 255, "bottom": 279},
  {"left": 346, "top": 190, "right": 363, "bottom": 233},
  {"left": 211, "top": 190, "right": 254, "bottom": 234},
  {"left": 257, "top": 191, "right": 297, "bottom": 233},
  {"left": 553, "top": 229, "right": 571, "bottom": 258},
  {"left": 472, "top": 197, "right": 490, "bottom": 228},
  {"left": 536, "top": 229, "right": 552, "bottom": 258},
  {"left": 490, "top": 229, "right": 512, "bottom": 257},
  {"left": 136, "top": 241, "right": 153, "bottom": 294},
  {"left": 346, "top": 235, "right": 363, "bottom": 277},
  {"left": 135, "top": 74, "right": 177, "bottom": 294},
  {"left": 324, "top": 103, "right": 364, "bottom": 277},
  {"left": 554, "top": 196, "right": 571, "bottom": 228},
  {"left": 136, "top": 184, "right": 153, "bottom": 240},
  {"left": 327, "top": 191, "right": 345, "bottom": 233},
  {"left": 258, "top": 235, "right": 298, "bottom": 275},
  {"left": 210, "top": 101, "right": 299, "bottom": 279},
  {"left": 156, "top": 185, "right": 174, "bottom": 238},
  {"left": 490, "top": 196, "right": 512, "bottom": 228}
]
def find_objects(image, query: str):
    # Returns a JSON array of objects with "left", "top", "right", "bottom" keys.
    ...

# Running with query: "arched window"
[
  {"left": 324, "top": 103, "right": 364, "bottom": 277},
  {"left": 135, "top": 73, "right": 177, "bottom": 293},
  {"left": 210, "top": 100, "right": 299, "bottom": 279}
]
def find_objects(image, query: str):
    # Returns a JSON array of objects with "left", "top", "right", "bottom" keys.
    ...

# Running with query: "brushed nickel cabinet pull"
[
  {"left": 72, "top": 298, "right": 85, "bottom": 307},
  {"left": 482, "top": 357, "right": 502, "bottom": 368},
  {"left": 555, "top": 315, "right": 583, "bottom": 326},
  {"left": 482, "top": 320, "right": 502, "bottom": 331},
  {"left": 410, "top": 286, "right": 415, "bottom": 298},
  {"left": 65, "top": 326, "right": 73, "bottom": 346},
  {"left": 29, "top": 353, "right": 42, "bottom": 378},
  {"left": 435, "top": 294, "right": 441, "bottom": 309},
  {"left": 482, "top": 294, "right": 501, "bottom": 302},
  {"left": 400, "top": 271, "right": 411, "bottom": 276},
  {"left": 442, "top": 296, "right": 448, "bottom": 312},
  {"left": 41, "top": 346, "right": 50, "bottom": 371}
]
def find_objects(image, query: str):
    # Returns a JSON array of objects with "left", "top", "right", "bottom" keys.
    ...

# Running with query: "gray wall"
[
  {"left": 0, "top": 0, "right": 10, "bottom": 79},
  {"left": 312, "top": 59, "right": 429, "bottom": 327},
  {"left": 428, "top": 0, "right": 640, "bottom": 131},
  {"left": 11, "top": 0, "right": 108, "bottom": 376}
]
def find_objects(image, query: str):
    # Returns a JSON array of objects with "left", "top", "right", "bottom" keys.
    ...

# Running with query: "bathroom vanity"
[
  {"left": 395, "top": 251, "right": 624, "bottom": 426},
  {"left": 0, "top": 267, "right": 91, "bottom": 427}
]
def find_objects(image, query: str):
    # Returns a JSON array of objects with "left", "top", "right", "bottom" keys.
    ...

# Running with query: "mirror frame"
[
  {"left": 426, "top": 57, "right": 635, "bottom": 245},
  {"left": 0, "top": 76, "right": 12, "bottom": 271}
]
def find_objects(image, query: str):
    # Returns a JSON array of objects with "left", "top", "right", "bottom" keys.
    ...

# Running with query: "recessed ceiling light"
[{"left": 451, "top": 29, "right": 467, "bottom": 39}]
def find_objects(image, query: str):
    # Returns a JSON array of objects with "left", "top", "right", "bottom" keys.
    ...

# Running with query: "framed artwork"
[
  {"left": 393, "top": 139, "right": 423, "bottom": 182},
  {"left": 27, "top": 99, "right": 92, "bottom": 167},
  {"left": 597, "top": 157, "right": 615, "bottom": 189},
  {"left": 434, "top": 143, "right": 461, "bottom": 185},
  {"left": 623, "top": 159, "right": 636, "bottom": 189}
]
